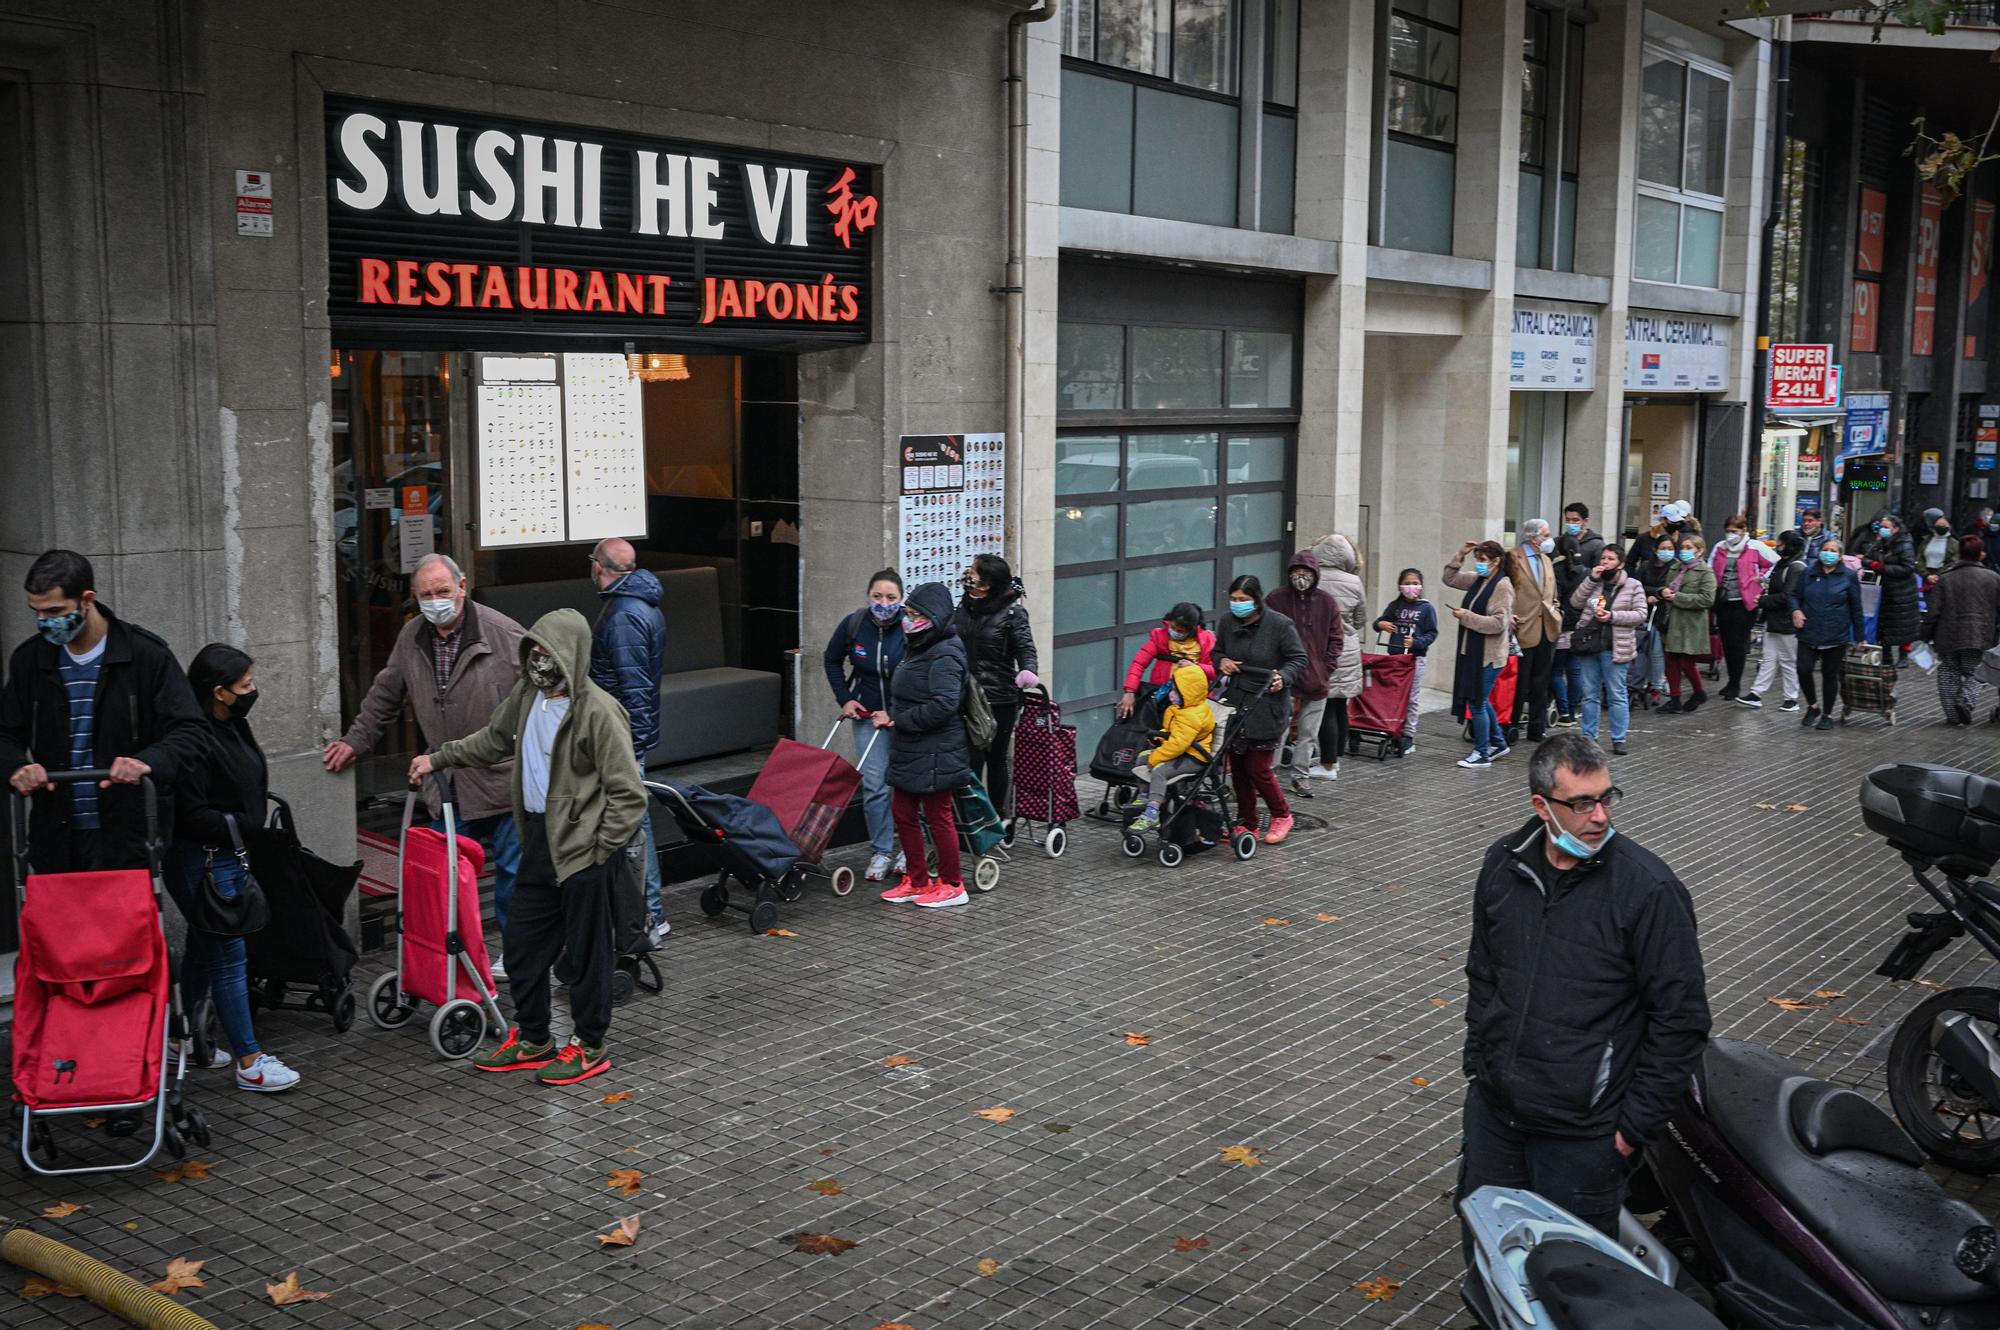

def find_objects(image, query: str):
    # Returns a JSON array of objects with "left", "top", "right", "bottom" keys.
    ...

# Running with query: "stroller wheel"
[
  {"left": 1232, "top": 831, "right": 1258, "bottom": 861},
  {"left": 636, "top": 954, "right": 665, "bottom": 995},
  {"left": 749, "top": 899, "right": 780, "bottom": 934},
  {"left": 1121, "top": 833, "right": 1146, "bottom": 859},
  {"left": 367, "top": 972, "right": 416, "bottom": 1030},
  {"left": 332, "top": 989, "right": 357, "bottom": 1034},
  {"left": 777, "top": 872, "right": 806, "bottom": 904},
  {"left": 830, "top": 866, "right": 856, "bottom": 897},
  {"left": 1045, "top": 826, "right": 1066, "bottom": 859},
  {"left": 610, "top": 965, "right": 637, "bottom": 1008},
  {"left": 1158, "top": 842, "right": 1185, "bottom": 868},
  {"left": 163, "top": 1124, "right": 187, "bottom": 1160},
  {"left": 973, "top": 857, "right": 1001, "bottom": 893},
  {"left": 183, "top": 1107, "right": 211, "bottom": 1149},
  {"left": 429, "top": 1000, "right": 486, "bottom": 1060},
  {"left": 699, "top": 883, "right": 729, "bottom": 917}
]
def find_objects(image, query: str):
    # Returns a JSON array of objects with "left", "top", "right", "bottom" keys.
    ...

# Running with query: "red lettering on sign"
[
  {"left": 394, "top": 260, "right": 419, "bottom": 306},
  {"left": 824, "top": 166, "right": 879, "bottom": 249},
  {"left": 645, "top": 274, "right": 672, "bottom": 314},
  {"left": 553, "top": 268, "right": 581, "bottom": 312},
  {"left": 424, "top": 261, "right": 452, "bottom": 307},
  {"left": 359, "top": 257, "right": 392, "bottom": 305},
  {"left": 583, "top": 269, "right": 612, "bottom": 312},
  {"left": 794, "top": 280, "right": 820, "bottom": 321},
  {"left": 452, "top": 263, "right": 480, "bottom": 306},
  {"left": 517, "top": 266, "right": 549, "bottom": 310},
  {"left": 479, "top": 265, "right": 513, "bottom": 309},
  {"left": 616, "top": 271, "right": 645, "bottom": 313}
]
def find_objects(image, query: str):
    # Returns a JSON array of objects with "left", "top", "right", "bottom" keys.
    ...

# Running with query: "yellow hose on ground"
[{"left": 2, "top": 1228, "right": 218, "bottom": 1330}]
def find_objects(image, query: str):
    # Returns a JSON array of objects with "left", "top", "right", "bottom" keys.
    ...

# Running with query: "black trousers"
[
  {"left": 976, "top": 702, "right": 1019, "bottom": 816},
  {"left": 1315, "top": 696, "right": 1351, "bottom": 763},
  {"left": 1797, "top": 644, "right": 1846, "bottom": 712},
  {"left": 1715, "top": 599, "right": 1755, "bottom": 692},
  {"left": 1456, "top": 1081, "right": 1631, "bottom": 1251},
  {"left": 1513, "top": 640, "right": 1557, "bottom": 739},
  {"left": 504, "top": 814, "right": 615, "bottom": 1049}
]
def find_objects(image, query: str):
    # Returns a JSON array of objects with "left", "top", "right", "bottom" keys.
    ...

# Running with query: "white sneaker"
[
  {"left": 1457, "top": 752, "right": 1495, "bottom": 769},
  {"left": 1306, "top": 764, "right": 1340, "bottom": 782},
  {"left": 236, "top": 1053, "right": 300, "bottom": 1093},
  {"left": 648, "top": 918, "right": 672, "bottom": 945},
  {"left": 489, "top": 953, "right": 507, "bottom": 980},
  {"left": 865, "top": 853, "right": 892, "bottom": 882},
  {"left": 893, "top": 851, "right": 907, "bottom": 874},
  {"left": 171, "top": 1038, "right": 231, "bottom": 1070}
]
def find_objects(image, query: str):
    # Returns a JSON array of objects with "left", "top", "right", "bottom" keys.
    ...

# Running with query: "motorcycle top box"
[{"left": 1860, "top": 763, "right": 2000, "bottom": 878}]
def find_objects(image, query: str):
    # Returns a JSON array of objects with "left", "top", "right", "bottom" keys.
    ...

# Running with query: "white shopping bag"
[{"left": 1909, "top": 641, "right": 1937, "bottom": 673}]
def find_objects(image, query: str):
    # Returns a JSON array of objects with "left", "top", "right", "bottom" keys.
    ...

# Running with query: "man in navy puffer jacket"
[{"left": 588, "top": 539, "right": 667, "bottom": 936}]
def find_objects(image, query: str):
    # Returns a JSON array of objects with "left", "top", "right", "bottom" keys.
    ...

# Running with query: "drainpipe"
[
  {"left": 1002, "top": 0, "right": 1057, "bottom": 565},
  {"left": 1748, "top": 17, "right": 1792, "bottom": 520}
]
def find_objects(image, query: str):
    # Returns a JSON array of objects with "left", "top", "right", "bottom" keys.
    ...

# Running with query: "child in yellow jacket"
[{"left": 1127, "top": 663, "right": 1215, "bottom": 833}]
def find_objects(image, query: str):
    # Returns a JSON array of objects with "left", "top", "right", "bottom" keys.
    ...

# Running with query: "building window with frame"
[
  {"left": 1633, "top": 46, "right": 1729, "bottom": 287},
  {"left": 1517, "top": 4, "right": 1582, "bottom": 272},
  {"left": 1378, "top": 0, "right": 1461, "bottom": 255}
]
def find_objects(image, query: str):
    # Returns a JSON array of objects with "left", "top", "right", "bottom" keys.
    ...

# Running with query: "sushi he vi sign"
[{"left": 1767, "top": 343, "right": 1838, "bottom": 411}]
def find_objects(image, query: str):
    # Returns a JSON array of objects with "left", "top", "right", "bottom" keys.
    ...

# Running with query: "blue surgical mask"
[
  {"left": 36, "top": 608, "right": 84, "bottom": 647},
  {"left": 1545, "top": 813, "right": 1614, "bottom": 861},
  {"left": 1564, "top": 522, "right": 1582, "bottom": 537},
  {"left": 1819, "top": 550, "right": 1841, "bottom": 566},
  {"left": 1536, "top": 538, "right": 1555, "bottom": 555},
  {"left": 1677, "top": 549, "right": 1697, "bottom": 564},
  {"left": 1874, "top": 525, "right": 1887, "bottom": 537},
  {"left": 1472, "top": 560, "right": 1491, "bottom": 577},
  {"left": 869, "top": 600, "right": 901, "bottom": 622},
  {"left": 1228, "top": 599, "right": 1256, "bottom": 619},
  {"left": 1655, "top": 548, "right": 1674, "bottom": 563}
]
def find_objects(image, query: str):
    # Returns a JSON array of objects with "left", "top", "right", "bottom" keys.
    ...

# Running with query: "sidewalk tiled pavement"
[{"left": 10, "top": 662, "right": 1999, "bottom": 1330}]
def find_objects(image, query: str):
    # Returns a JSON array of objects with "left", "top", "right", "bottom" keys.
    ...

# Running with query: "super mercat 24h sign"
[{"left": 324, "top": 97, "right": 878, "bottom": 346}]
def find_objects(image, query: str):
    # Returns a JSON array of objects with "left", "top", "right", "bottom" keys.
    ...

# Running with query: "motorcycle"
[
  {"left": 1862, "top": 763, "right": 2000, "bottom": 1172},
  {"left": 1640, "top": 1035, "right": 2000, "bottom": 1330},
  {"left": 1460, "top": 1186, "right": 1722, "bottom": 1330}
]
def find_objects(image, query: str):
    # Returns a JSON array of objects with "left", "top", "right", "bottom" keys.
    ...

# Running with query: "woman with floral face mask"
[
  {"left": 822, "top": 568, "right": 907, "bottom": 882},
  {"left": 1443, "top": 540, "right": 1515, "bottom": 768}
]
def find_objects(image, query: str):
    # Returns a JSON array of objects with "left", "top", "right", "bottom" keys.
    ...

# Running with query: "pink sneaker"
[
  {"left": 879, "top": 874, "right": 928, "bottom": 903},
  {"left": 913, "top": 880, "right": 969, "bottom": 909},
  {"left": 1231, "top": 824, "right": 1258, "bottom": 842},
  {"left": 1262, "top": 815, "right": 1295, "bottom": 845}
]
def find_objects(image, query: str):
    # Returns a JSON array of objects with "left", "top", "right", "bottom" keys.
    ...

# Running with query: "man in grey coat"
[{"left": 324, "top": 553, "right": 528, "bottom": 938}]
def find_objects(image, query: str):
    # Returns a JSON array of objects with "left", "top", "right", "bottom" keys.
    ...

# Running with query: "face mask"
[
  {"left": 1537, "top": 538, "right": 1555, "bottom": 555},
  {"left": 1874, "top": 525, "right": 1887, "bottom": 537},
  {"left": 1936, "top": 523, "right": 1951, "bottom": 535},
  {"left": 1472, "top": 561, "right": 1491, "bottom": 577},
  {"left": 524, "top": 650, "right": 564, "bottom": 692},
  {"left": 1399, "top": 584, "right": 1423, "bottom": 600},
  {"left": 1166, "top": 626, "right": 1192, "bottom": 641},
  {"left": 869, "top": 600, "right": 901, "bottom": 622},
  {"left": 36, "top": 608, "right": 84, "bottom": 647},
  {"left": 1655, "top": 548, "right": 1674, "bottom": 563},
  {"left": 1228, "top": 600, "right": 1256, "bottom": 619},
  {"left": 418, "top": 597, "right": 458, "bottom": 626},
  {"left": 1290, "top": 574, "right": 1314, "bottom": 593},
  {"left": 225, "top": 689, "right": 258, "bottom": 720},
  {"left": 1564, "top": 522, "right": 1582, "bottom": 536},
  {"left": 1820, "top": 550, "right": 1841, "bottom": 566},
  {"left": 1677, "top": 549, "right": 1697, "bottom": 564},
  {"left": 1544, "top": 811, "right": 1614, "bottom": 861},
  {"left": 903, "top": 615, "right": 932, "bottom": 636},
  {"left": 1725, "top": 533, "right": 1747, "bottom": 549}
]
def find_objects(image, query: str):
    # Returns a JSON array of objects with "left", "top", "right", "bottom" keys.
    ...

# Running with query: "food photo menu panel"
[
  {"left": 562, "top": 352, "right": 648, "bottom": 543},
  {"left": 474, "top": 351, "right": 648, "bottom": 548}
]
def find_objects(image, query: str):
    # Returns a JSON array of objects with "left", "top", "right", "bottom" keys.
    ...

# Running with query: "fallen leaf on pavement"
[
  {"left": 1353, "top": 1276, "right": 1403, "bottom": 1302},
  {"left": 1916, "top": 977, "right": 1946, "bottom": 990},
  {"left": 121, "top": 1222, "right": 139, "bottom": 1231},
  {"left": 265, "top": 1271, "right": 333, "bottom": 1305},
  {"left": 1767, "top": 996, "right": 1826, "bottom": 1012},
  {"left": 82, "top": 1118, "right": 106, "bottom": 1129},
  {"left": 1788, "top": 805, "right": 1810, "bottom": 812},
  {"left": 1812, "top": 990, "right": 1845, "bottom": 1000},
  {"left": 1316, "top": 912, "right": 1340, "bottom": 922},
  {"left": 1374, "top": 1054, "right": 1395, "bottom": 1062},
  {"left": 805, "top": 1178, "right": 843, "bottom": 1196},
  {"left": 974, "top": 1106, "right": 1018, "bottom": 1123},
  {"left": 1217, "top": 1145, "right": 1262, "bottom": 1168},
  {"left": 1123, "top": 1032, "right": 1154, "bottom": 1046},
  {"left": 1173, "top": 1236, "right": 1210, "bottom": 1252},
  {"left": 766, "top": 928, "right": 800, "bottom": 938},
  {"left": 1754, "top": 803, "right": 1778, "bottom": 810},
  {"left": 871, "top": 1323, "right": 915, "bottom": 1330},
  {"left": 1383, "top": 883, "right": 1409, "bottom": 893},
  {"left": 1428, "top": 998, "right": 1449, "bottom": 1007},
  {"left": 881, "top": 1055, "right": 920, "bottom": 1068},
  {"left": 1410, "top": 1077, "right": 1432, "bottom": 1088},
  {"left": 41, "top": 1201, "right": 83, "bottom": 1218},
  {"left": 976, "top": 1257, "right": 1002, "bottom": 1276},
  {"left": 606, "top": 1168, "right": 643, "bottom": 1197},
  {"left": 1831, "top": 1014, "right": 1873, "bottom": 1026},
  {"left": 820, "top": 1147, "right": 838, "bottom": 1156},
  {"left": 600, "top": 1091, "right": 633, "bottom": 1105},
  {"left": 596, "top": 1215, "right": 642, "bottom": 1248},
  {"left": 577, "top": 1323, "right": 613, "bottom": 1330},
  {"left": 784, "top": 1231, "right": 858, "bottom": 1255},
  {"left": 19, "top": 1275, "right": 83, "bottom": 1299},
  {"left": 150, "top": 1257, "right": 205, "bottom": 1297},
  {"left": 156, "top": 1158, "right": 213, "bottom": 1184},
  {"left": 1043, "top": 1123, "right": 1073, "bottom": 1134},
  {"left": 1262, "top": 918, "right": 1291, "bottom": 927}
]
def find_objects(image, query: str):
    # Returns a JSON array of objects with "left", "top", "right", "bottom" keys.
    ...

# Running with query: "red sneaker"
[
  {"left": 1262, "top": 815, "right": 1295, "bottom": 845},
  {"left": 913, "top": 880, "right": 969, "bottom": 909},
  {"left": 880, "top": 874, "right": 928, "bottom": 903},
  {"left": 1231, "top": 824, "right": 1258, "bottom": 842}
]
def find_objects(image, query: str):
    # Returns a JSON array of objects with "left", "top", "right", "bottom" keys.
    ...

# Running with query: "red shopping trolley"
[
  {"left": 746, "top": 725, "right": 870, "bottom": 898},
  {"left": 1349, "top": 653, "right": 1418, "bottom": 760}
]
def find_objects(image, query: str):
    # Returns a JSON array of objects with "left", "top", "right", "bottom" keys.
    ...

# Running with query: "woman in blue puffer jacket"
[{"left": 1794, "top": 538, "right": 1865, "bottom": 732}]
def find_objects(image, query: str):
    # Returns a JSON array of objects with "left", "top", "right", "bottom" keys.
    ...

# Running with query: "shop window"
[
  {"left": 1127, "top": 496, "right": 1218, "bottom": 555},
  {"left": 1052, "top": 639, "right": 1120, "bottom": 703},
  {"left": 1059, "top": 70, "right": 1137, "bottom": 214},
  {"left": 1131, "top": 326, "right": 1224, "bottom": 408},
  {"left": 1633, "top": 46, "right": 1729, "bottom": 287},
  {"left": 1132, "top": 86, "right": 1240, "bottom": 226},
  {"left": 1517, "top": 4, "right": 1583, "bottom": 272},
  {"left": 1058, "top": 322, "right": 1126, "bottom": 411},
  {"left": 1380, "top": 139, "right": 1456, "bottom": 255},
  {"left": 1228, "top": 434, "right": 1287, "bottom": 482},
  {"left": 1265, "top": 0, "right": 1300, "bottom": 106},
  {"left": 1376, "top": 0, "right": 1460, "bottom": 256},
  {"left": 1056, "top": 503, "right": 1121, "bottom": 565},
  {"left": 1054, "top": 571, "right": 1120, "bottom": 634},
  {"left": 1127, "top": 431, "right": 1219, "bottom": 487},
  {"left": 1056, "top": 433, "right": 1123, "bottom": 494},
  {"left": 1228, "top": 330, "right": 1295, "bottom": 408},
  {"left": 1063, "top": 0, "right": 1241, "bottom": 94}
]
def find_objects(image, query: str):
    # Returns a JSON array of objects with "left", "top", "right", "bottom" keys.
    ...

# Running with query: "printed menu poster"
[
  {"left": 561, "top": 352, "right": 647, "bottom": 542},
  {"left": 896, "top": 433, "right": 1006, "bottom": 599},
  {"left": 476, "top": 354, "right": 566, "bottom": 547},
  {"left": 962, "top": 432, "right": 1006, "bottom": 560}
]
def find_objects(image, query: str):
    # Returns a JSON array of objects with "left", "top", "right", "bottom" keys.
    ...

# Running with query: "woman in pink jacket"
[
  {"left": 1116, "top": 602, "right": 1216, "bottom": 720},
  {"left": 1709, "top": 513, "right": 1774, "bottom": 701}
]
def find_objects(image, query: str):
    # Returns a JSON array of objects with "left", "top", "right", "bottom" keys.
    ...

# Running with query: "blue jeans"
[
  {"left": 1576, "top": 650, "right": 1630, "bottom": 744},
  {"left": 1645, "top": 625, "right": 1667, "bottom": 691},
  {"left": 637, "top": 806, "right": 663, "bottom": 920},
  {"left": 164, "top": 844, "right": 259, "bottom": 1057},
  {"left": 1551, "top": 650, "right": 1583, "bottom": 717},
  {"left": 1470, "top": 664, "right": 1503, "bottom": 756},
  {"left": 439, "top": 813, "right": 521, "bottom": 930},
  {"left": 851, "top": 716, "right": 895, "bottom": 856}
]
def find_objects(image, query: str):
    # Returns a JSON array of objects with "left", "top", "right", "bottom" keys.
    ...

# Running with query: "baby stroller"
[
  {"left": 1348, "top": 651, "right": 1418, "bottom": 760},
  {"left": 1088, "top": 695, "right": 1164, "bottom": 823},
  {"left": 364, "top": 773, "right": 505, "bottom": 1059},
  {"left": 1117, "top": 742, "right": 1253, "bottom": 868},
  {"left": 239, "top": 793, "right": 362, "bottom": 1034},
  {"left": 12, "top": 772, "right": 209, "bottom": 1176},
  {"left": 1008, "top": 687, "right": 1078, "bottom": 858},
  {"left": 654, "top": 780, "right": 803, "bottom": 935},
  {"left": 746, "top": 725, "right": 869, "bottom": 899}
]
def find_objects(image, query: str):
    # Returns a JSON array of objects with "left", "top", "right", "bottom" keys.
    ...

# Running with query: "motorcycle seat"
[
  {"left": 1861, "top": 763, "right": 2000, "bottom": 877},
  {"left": 1702, "top": 1039, "right": 1992, "bottom": 1308},
  {"left": 1525, "top": 1239, "right": 1726, "bottom": 1330}
]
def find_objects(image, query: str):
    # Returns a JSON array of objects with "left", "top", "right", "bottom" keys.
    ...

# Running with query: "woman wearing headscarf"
[
  {"left": 1443, "top": 539, "right": 1516, "bottom": 768},
  {"left": 1305, "top": 533, "right": 1367, "bottom": 782}
]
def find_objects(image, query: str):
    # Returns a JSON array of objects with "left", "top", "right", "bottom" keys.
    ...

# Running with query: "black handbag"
[{"left": 187, "top": 814, "right": 271, "bottom": 937}]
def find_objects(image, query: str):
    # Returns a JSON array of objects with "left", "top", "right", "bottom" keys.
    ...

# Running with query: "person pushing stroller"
[
  {"left": 1126, "top": 664, "right": 1215, "bottom": 835},
  {"left": 409, "top": 608, "right": 646, "bottom": 1086}
]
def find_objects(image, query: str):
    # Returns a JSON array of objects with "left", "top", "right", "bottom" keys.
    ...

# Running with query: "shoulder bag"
[{"left": 187, "top": 814, "right": 272, "bottom": 937}]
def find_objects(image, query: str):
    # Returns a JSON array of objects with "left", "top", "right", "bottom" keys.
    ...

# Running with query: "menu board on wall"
[
  {"left": 561, "top": 353, "right": 647, "bottom": 542},
  {"left": 476, "top": 355, "right": 566, "bottom": 547},
  {"left": 896, "top": 433, "right": 1006, "bottom": 598},
  {"left": 962, "top": 432, "right": 1006, "bottom": 559},
  {"left": 474, "top": 351, "right": 648, "bottom": 549}
]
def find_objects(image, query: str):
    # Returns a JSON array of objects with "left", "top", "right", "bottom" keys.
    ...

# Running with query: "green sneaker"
[
  {"left": 1127, "top": 804, "right": 1161, "bottom": 833},
  {"left": 472, "top": 1027, "right": 556, "bottom": 1073},
  {"left": 537, "top": 1039, "right": 612, "bottom": 1086}
]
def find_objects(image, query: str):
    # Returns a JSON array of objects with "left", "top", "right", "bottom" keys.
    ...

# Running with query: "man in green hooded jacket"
[{"left": 411, "top": 608, "right": 646, "bottom": 1085}]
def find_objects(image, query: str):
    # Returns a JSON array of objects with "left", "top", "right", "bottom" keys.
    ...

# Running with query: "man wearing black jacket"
[
  {"left": 0, "top": 549, "right": 206, "bottom": 872},
  {"left": 1458, "top": 732, "right": 1710, "bottom": 1240}
]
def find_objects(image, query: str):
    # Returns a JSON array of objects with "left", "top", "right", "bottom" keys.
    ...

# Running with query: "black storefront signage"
[{"left": 326, "top": 97, "right": 877, "bottom": 348}]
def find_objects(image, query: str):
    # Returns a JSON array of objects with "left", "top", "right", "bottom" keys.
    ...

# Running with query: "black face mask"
[{"left": 226, "top": 689, "right": 257, "bottom": 720}]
